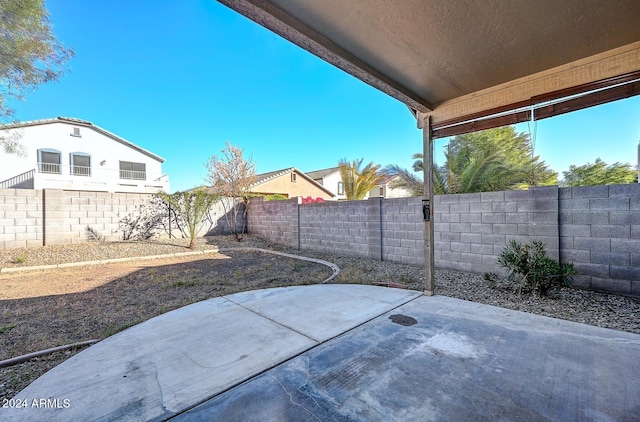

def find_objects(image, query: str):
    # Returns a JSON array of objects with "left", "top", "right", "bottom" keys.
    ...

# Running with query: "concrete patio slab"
[
  {"left": 4, "top": 285, "right": 640, "bottom": 421},
  {"left": 176, "top": 295, "right": 640, "bottom": 421},
  {"left": 4, "top": 285, "right": 420, "bottom": 421},
  {"left": 227, "top": 284, "right": 421, "bottom": 342}
]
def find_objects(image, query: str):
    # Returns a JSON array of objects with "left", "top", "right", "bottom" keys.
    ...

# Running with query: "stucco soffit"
[{"left": 217, "top": 0, "right": 433, "bottom": 112}]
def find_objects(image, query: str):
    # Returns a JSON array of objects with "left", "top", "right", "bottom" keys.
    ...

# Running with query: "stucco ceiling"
[{"left": 218, "top": 0, "right": 640, "bottom": 127}]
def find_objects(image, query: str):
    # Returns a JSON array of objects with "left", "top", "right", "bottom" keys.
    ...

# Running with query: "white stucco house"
[
  {"left": 0, "top": 117, "right": 169, "bottom": 193},
  {"left": 306, "top": 166, "right": 412, "bottom": 200}
]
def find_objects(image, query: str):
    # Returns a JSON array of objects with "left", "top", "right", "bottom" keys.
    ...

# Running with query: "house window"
[
  {"left": 37, "top": 149, "right": 61, "bottom": 174},
  {"left": 70, "top": 152, "right": 91, "bottom": 176},
  {"left": 119, "top": 161, "right": 146, "bottom": 180},
  {"left": 71, "top": 127, "right": 81, "bottom": 137},
  {"left": 379, "top": 187, "right": 384, "bottom": 197},
  {"left": 291, "top": 172, "right": 297, "bottom": 183},
  {"left": 338, "top": 181, "right": 344, "bottom": 195}
]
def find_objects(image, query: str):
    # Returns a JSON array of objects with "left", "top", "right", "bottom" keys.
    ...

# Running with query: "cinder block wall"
[
  {"left": 381, "top": 197, "right": 424, "bottom": 265},
  {"left": 0, "top": 189, "right": 157, "bottom": 247},
  {"left": 559, "top": 184, "right": 640, "bottom": 295},
  {"left": 299, "top": 198, "right": 382, "bottom": 259},
  {"left": 0, "top": 188, "right": 44, "bottom": 248},
  {"left": 247, "top": 184, "right": 639, "bottom": 297},
  {"left": 41, "top": 190, "right": 155, "bottom": 245},
  {"left": 434, "top": 187, "right": 559, "bottom": 274},
  {"left": 247, "top": 197, "right": 299, "bottom": 248}
]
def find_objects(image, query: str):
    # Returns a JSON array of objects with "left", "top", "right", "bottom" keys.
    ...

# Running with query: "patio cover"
[
  {"left": 218, "top": 0, "right": 640, "bottom": 134},
  {"left": 217, "top": 0, "right": 640, "bottom": 293}
]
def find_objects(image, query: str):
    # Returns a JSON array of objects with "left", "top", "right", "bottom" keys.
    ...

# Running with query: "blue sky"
[{"left": 8, "top": 1, "right": 640, "bottom": 192}]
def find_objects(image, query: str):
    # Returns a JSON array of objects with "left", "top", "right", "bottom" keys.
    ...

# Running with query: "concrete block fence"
[
  {"left": 248, "top": 184, "right": 640, "bottom": 297},
  {"left": 0, "top": 188, "right": 156, "bottom": 247},
  {"left": 2, "top": 185, "right": 638, "bottom": 296},
  {"left": 0, "top": 189, "right": 233, "bottom": 248}
]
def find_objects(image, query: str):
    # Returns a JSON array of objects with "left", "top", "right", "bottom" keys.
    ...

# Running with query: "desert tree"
[
  {"left": 0, "top": 0, "right": 74, "bottom": 153},
  {"left": 159, "top": 191, "right": 219, "bottom": 249},
  {"left": 206, "top": 142, "right": 256, "bottom": 241}
]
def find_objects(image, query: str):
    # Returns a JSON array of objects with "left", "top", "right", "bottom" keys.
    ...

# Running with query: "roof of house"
[
  {"left": 252, "top": 167, "right": 335, "bottom": 197},
  {"left": 0, "top": 117, "right": 165, "bottom": 162},
  {"left": 377, "top": 173, "right": 399, "bottom": 186},
  {"left": 305, "top": 166, "right": 340, "bottom": 181}
]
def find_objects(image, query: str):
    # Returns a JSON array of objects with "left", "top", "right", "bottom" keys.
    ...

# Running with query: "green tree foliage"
[
  {"left": 159, "top": 191, "right": 219, "bottom": 249},
  {"left": 387, "top": 126, "right": 557, "bottom": 195},
  {"left": 384, "top": 164, "right": 423, "bottom": 196},
  {"left": 0, "top": 0, "right": 74, "bottom": 152},
  {"left": 562, "top": 158, "right": 637, "bottom": 186},
  {"left": 338, "top": 158, "right": 384, "bottom": 200}
]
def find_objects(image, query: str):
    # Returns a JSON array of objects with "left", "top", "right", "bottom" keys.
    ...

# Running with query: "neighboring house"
[
  {"left": 368, "top": 173, "right": 413, "bottom": 199},
  {"left": 250, "top": 168, "right": 335, "bottom": 200},
  {"left": 201, "top": 167, "right": 335, "bottom": 200},
  {"left": 0, "top": 117, "right": 169, "bottom": 193},
  {"left": 306, "top": 166, "right": 412, "bottom": 200},
  {"left": 306, "top": 167, "right": 346, "bottom": 200}
]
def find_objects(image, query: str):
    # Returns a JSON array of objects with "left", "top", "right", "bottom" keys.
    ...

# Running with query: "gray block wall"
[
  {"left": 0, "top": 189, "right": 157, "bottom": 247},
  {"left": 247, "top": 184, "right": 639, "bottom": 297},
  {"left": 0, "top": 188, "right": 44, "bottom": 248},
  {"left": 0, "top": 189, "right": 256, "bottom": 249},
  {"left": 434, "top": 187, "right": 559, "bottom": 274},
  {"left": 247, "top": 197, "right": 299, "bottom": 248},
  {"left": 559, "top": 184, "right": 640, "bottom": 296},
  {"left": 299, "top": 198, "right": 383, "bottom": 259},
  {"left": 43, "top": 190, "right": 153, "bottom": 244},
  {"left": 381, "top": 197, "right": 424, "bottom": 265}
]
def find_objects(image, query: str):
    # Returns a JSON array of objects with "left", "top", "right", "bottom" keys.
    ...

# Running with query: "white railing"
[
  {"left": 28, "top": 166, "right": 167, "bottom": 192},
  {"left": 0, "top": 169, "right": 35, "bottom": 188},
  {"left": 38, "top": 162, "right": 61, "bottom": 174},
  {"left": 119, "top": 170, "right": 146, "bottom": 180},
  {"left": 71, "top": 165, "right": 91, "bottom": 177}
]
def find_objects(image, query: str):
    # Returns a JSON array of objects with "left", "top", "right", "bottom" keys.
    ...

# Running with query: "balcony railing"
[
  {"left": 38, "top": 162, "right": 61, "bottom": 174},
  {"left": 119, "top": 169, "right": 146, "bottom": 180},
  {"left": 71, "top": 165, "right": 91, "bottom": 177},
  {"left": 0, "top": 169, "right": 35, "bottom": 189}
]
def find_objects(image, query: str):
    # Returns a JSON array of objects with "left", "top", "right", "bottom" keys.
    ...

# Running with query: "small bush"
[
  {"left": 485, "top": 240, "right": 576, "bottom": 296},
  {"left": 11, "top": 254, "right": 27, "bottom": 264}
]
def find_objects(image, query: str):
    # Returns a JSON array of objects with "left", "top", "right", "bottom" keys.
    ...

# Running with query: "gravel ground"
[{"left": 2, "top": 234, "right": 639, "bottom": 335}]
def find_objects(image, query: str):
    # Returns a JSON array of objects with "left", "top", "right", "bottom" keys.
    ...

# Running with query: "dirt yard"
[{"left": 0, "top": 249, "right": 332, "bottom": 400}]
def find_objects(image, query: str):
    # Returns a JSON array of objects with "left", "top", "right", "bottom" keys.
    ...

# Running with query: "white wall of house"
[
  {"left": 369, "top": 182, "right": 412, "bottom": 199},
  {"left": 310, "top": 168, "right": 412, "bottom": 200},
  {"left": 0, "top": 120, "right": 169, "bottom": 193},
  {"left": 317, "top": 171, "right": 348, "bottom": 200}
]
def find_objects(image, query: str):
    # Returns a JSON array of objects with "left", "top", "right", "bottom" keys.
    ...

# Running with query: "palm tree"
[
  {"left": 338, "top": 158, "right": 384, "bottom": 200},
  {"left": 387, "top": 126, "right": 558, "bottom": 195},
  {"left": 385, "top": 164, "right": 423, "bottom": 196}
]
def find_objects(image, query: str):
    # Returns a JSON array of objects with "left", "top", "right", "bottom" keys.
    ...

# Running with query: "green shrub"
[
  {"left": 264, "top": 194, "right": 288, "bottom": 201},
  {"left": 485, "top": 240, "right": 576, "bottom": 296},
  {"left": 11, "top": 253, "right": 27, "bottom": 264}
]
